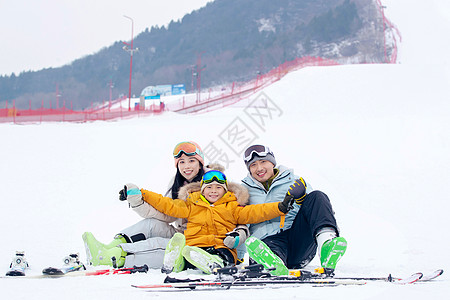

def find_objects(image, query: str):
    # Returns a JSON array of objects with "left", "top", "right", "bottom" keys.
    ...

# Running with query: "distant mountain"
[{"left": 0, "top": 0, "right": 389, "bottom": 109}]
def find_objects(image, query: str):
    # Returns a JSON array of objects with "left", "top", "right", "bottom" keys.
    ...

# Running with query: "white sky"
[{"left": 0, "top": 0, "right": 212, "bottom": 76}]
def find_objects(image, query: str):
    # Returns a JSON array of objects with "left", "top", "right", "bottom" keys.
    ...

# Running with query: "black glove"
[
  {"left": 278, "top": 193, "right": 294, "bottom": 214},
  {"left": 119, "top": 185, "right": 127, "bottom": 201},
  {"left": 287, "top": 177, "right": 307, "bottom": 204}
]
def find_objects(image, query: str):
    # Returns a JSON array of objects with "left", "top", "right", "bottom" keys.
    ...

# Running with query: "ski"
[
  {"left": 41, "top": 253, "right": 86, "bottom": 276},
  {"left": 132, "top": 277, "right": 365, "bottom": 291},
  {"left": 289, "top": 266, "right": 443, "bottom": 284},
  {"left": 212, "top": 264, "right": 443, "bottom": 284},
  {"left": 39, "top": 264, "right": 149, "bottom": 278},
  {"left": 131, "top": 265, "right": 444, "bottom": 291},
  {"left": 2, "top": 265, "right": 149, "bottom": 279},
  {"left": 131, "top": 264, "right": 362, "bottom": 291},
  {"left": 77, "top": 264, "right": 149, "bottom": 276},
  {"left": 42, "top": 265, "right": 86, "bottom": 276},
  {"left": 222, "top": 265, "right": 427, "bottom": 284},
  {"left": 330, "top": 269, "right": 443, "bottom": 284}
]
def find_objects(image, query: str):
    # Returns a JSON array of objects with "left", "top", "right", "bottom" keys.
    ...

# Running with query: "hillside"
[{"left": 0, "top": 0, "right": 387, "bottom": 109}]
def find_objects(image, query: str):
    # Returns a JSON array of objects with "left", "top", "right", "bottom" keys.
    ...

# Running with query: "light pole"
[
  {"left": 196, "top": 52, "right": 206, "bottom": 103},
  {"left": 123, "top": 15, "right": 138, "bottom": 111},
  {"left": 108, "top": 80, "right": 114, "bottom": 110}
]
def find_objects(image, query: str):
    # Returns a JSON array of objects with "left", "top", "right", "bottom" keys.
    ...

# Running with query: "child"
[{"left": 123, "top": 170, "right": 295, "bottom": 274}]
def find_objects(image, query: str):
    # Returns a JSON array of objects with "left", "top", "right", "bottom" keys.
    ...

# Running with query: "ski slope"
[{"left": 1, "top": 0, "right": 449, "bottom": 299}]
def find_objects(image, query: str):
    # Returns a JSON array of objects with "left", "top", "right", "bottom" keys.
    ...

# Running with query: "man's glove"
[
  {"left": 223, "top": 227, "right": 249, "bottom": 249},
  {"left": 287, "top": 177, "right": 307, "bottom": 204},
  {"left": 119, "top": 183, "right": 144, "bottom": 207},
  {"left": 278, "top": 193, "right": 294, "bottom": 214}
]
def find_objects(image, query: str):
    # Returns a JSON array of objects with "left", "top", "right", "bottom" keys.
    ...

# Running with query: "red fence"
[
  {"left": 0, "top": 107, "right": 164, "bottom": 124},
  {"left": 167, "top": 56, "right": 340, "bottom": 114},
  {"left": 0, "top": 56, "right": 340, "bottom": 124},
  {"left": 0, "top": 97, "right": 164, "bottom": 124}
]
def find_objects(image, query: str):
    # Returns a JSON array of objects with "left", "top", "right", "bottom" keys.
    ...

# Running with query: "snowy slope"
[{"left": 1, "top": 0, "right": 449, "bottom": 299}]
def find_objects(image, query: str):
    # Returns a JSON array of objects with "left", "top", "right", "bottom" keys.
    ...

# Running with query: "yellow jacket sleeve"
[
  {"left": 234, "top": 202, "right": 284, "bottom": 224},
  {"left": 141, "top": 189, "right": 190, "bottom": 219}
]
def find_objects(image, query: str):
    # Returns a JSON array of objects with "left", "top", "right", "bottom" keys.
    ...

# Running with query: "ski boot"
[
  {"left": 182, "top": 246, "right": 224, "bottom": 275},
  {"left": 6, "top": 251, "right": 29, "bottom": 276},
  {"left": 161, "top": 232, "right": 186, "bottom": 274},
  {"left": 105, "top": 234, "right": 127, "bottom": 249},
  {"left": 320, "top": 236, "right": 347, "bottom": 270},
  {"left": 82, "top": 232, "right": 126, "bottom": 267},
  {"left": 245, "top": 236, "right": 289, "bottom": 276}
]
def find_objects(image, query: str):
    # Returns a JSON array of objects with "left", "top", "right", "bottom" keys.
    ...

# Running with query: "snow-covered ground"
[{"left": 1, "top": 0, "right": 449, "bottom": 299}]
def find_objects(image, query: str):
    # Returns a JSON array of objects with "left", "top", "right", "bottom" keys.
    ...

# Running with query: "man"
[{"left": 241, "top": 144, "right": 347, "bottom": 275}]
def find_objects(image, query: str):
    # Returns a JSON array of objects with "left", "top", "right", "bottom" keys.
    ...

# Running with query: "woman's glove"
[
  {"left": 119, "top": 186, "right": 128, "bottom": 201},
  {"left": 119, "top": 183, "right": 144, "bottom": 208}
]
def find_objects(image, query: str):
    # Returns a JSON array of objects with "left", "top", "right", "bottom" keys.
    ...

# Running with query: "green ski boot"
[
  {"left": 245, "top": 236, "right": 288, "bottom": 276},
  {"left": 82, "top": 232, "right": 126, "bottom": 267},
  {"left": 105, "top": 235, "right": 127, "bottom": 249},
  {"left": 161, "top": 232, "right": 186, "bottom": 273},
  {"left": 320, "top": 237, "right": 347, "bottom": 270},
  {"left": 182, "top": 246, "right": 224, "bottom": 274}
]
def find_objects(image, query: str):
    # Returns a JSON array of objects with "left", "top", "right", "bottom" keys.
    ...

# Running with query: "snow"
[{"left": 1, "top": 0, "right": 449, "bottom": 299}]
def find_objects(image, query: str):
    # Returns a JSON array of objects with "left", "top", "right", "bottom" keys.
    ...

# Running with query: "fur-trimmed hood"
[
  {"left": 205, "top": 163, "right": 225, "bottom": 173},
  {"left": 178, "top": 181, "right": 249, "bottom": 206}
]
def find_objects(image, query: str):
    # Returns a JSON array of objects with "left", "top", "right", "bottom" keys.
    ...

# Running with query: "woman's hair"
[{"left": 170, "top": 163, "right": 205, "bottom": 199}]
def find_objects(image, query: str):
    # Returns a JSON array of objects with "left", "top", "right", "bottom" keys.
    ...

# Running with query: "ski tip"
[
  {"left": 396, "top": 272, "right": 423, "bottom": 284},
  {"left": 420, "top": 269, "right": 444, "bottom": 281}
]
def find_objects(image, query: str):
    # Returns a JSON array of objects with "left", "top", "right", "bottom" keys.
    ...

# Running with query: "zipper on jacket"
[{"left": 242, "top": 171, "right": 290, "bottom": 192}]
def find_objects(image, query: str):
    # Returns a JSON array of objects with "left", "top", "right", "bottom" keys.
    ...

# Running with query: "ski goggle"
[
  {"left": 243, "top": 145, "right": 273, "bottom": 163},
  {"left": 201, "top": 170, "right": 227, "bottom": 185},
  {"left": 173, "top": 141, "right": 204, "bottom": 159}
]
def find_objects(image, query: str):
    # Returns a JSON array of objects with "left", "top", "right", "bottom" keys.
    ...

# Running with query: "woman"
[{"left": 82, "top": 141, "right": 249, "bottom": 268}]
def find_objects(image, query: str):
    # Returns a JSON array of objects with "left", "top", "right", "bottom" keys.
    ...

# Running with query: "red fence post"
[
  {"left": 13, "top": 100, "right": 16, "bottom": 124},
  {"left": 39, "top": 99, "right": 42, "bottom": 124},
  {"left": 63, "top": 100, "right": 66, "bottom": 122}
]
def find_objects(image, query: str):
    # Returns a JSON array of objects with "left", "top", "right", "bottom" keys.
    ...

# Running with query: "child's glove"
[
  {"left": 287, "top": 177, "right": 307, "bottom": 204},
  {"left": 278, "top": 193, "right": 294, "bottom": 213},
  {"left": 223, "top": 226, "right": 249, "bottom": 249}
]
